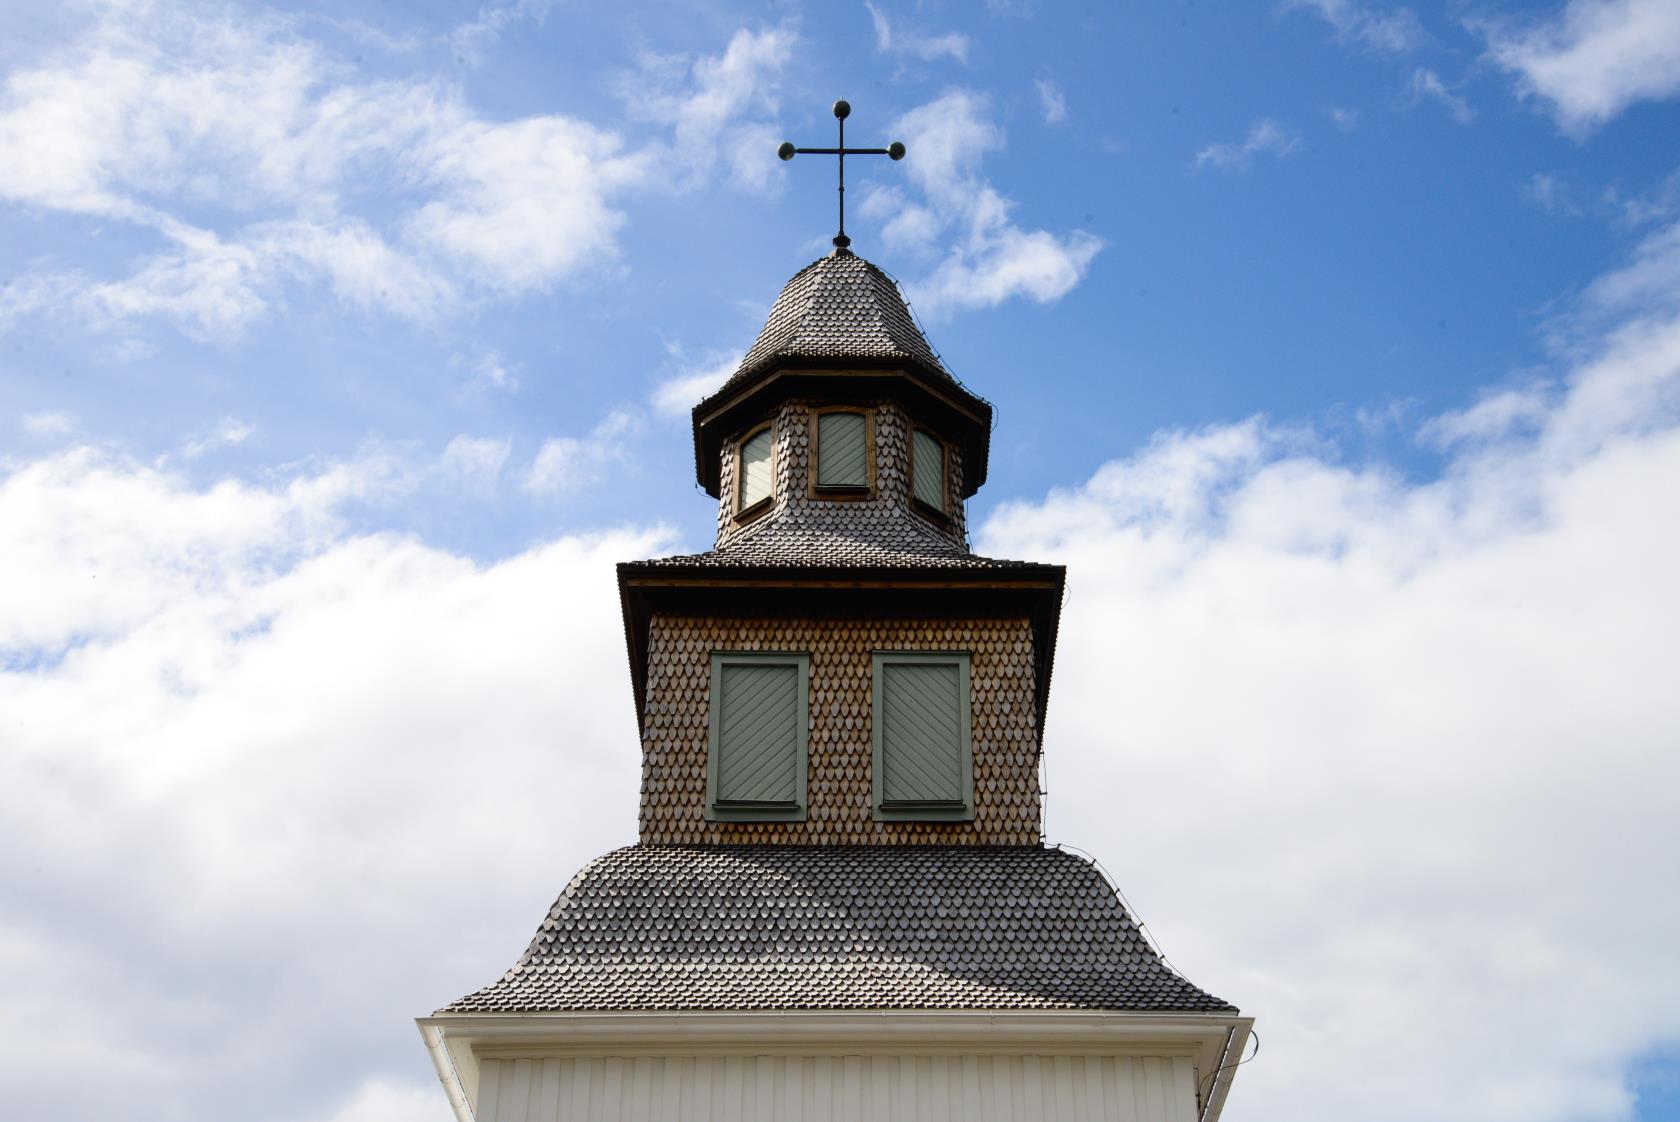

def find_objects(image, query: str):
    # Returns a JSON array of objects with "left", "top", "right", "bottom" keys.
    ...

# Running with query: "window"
[
  {"left": 736, "top": 425, "right": 774, "bottom": 515},
  {"left": 814, "top": 409, "right": 871, "bottom": 492},
  {"left": 707, "top": 652, "right": 808, "bottom": 821},
  {"left": 910, "top": 428, "right": 946, "bottom": 515},
  {"left": 872, "top": 651, "right": 972, "bottom": 821}
]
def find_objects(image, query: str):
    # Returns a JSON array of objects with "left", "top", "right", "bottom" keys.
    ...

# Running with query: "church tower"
[{"left": 419, "top": 103, "right": 1250, "bottom": 1122}]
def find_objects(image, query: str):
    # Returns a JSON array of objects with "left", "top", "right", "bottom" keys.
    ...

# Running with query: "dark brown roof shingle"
[{"left": 444, "top": 845, "right": 1234, "bottom": 1014}]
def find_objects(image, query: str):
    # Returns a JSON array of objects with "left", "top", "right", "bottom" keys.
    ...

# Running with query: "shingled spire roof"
[{"left": 727, "top": 249, "right": 949, "bottom": 387}]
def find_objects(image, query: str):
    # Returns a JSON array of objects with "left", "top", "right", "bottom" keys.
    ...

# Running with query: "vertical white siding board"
[
  {"left": 625, "top": 1057, "right": 650, "bottom": 1121},
  {"left": 536, "top": 1058, "right": 562, "bottom": 1122},
  {"left": 1080, "top": 1057, "right": 1108, "bottom": 1122},
  {"left": 870, "top": 1055, "right": 890, "bottom": 1119},
  {"left": 1106, "top": 1057, "right": 1137, "bottom": 1122},
  {"left": 916, "top": 1056, "right": 937, "bottom": 1122},
  {"left": 960, "top": 1054, "right": 982, "bottom": 1121},
  {"left": 563, "top": 1059, "right": 588, "bottom": 1122},
  {"left": 1141, "top": 1057, "right": 1169, "bottom": 1122},
  {"left": 723, "top": 1055, "right": 744, "bottom": 1122},
  {"left": 1052, "top": 1055, "right": 1076, "bottom": 1119},
  {"left": 696, "top": 1055, "right": 718, "bottom": 1122},
  {"left": 478, "top": 1059, "right": 503, "bottom": 1122},
  {"left": 600, "top": 1058, "right": 624, "bottom": 1122},
  {"left": 1169, "top": 1056, "right": 1197, "bottom": 1122},
  {"left": 786, "top": 1054, "right": 806, "bottom": 1122},
  {"left": 509, "top": 1058, "right": 537, "bottom": 1122},
  {"left": 926, "top": 1055, "right": 950, "bottom": 1122},
  {"left": 1021, "top": 1055, "right": 1043, "bottom": 1119},
  {"left": 812, "top": 1056, "right": 833, "bottom": 1122},
  {"left": 755, "top": 1056, "right": 776, "bottom": 1122},
  {"left": 841, "top": 1055, "right": 862, "bottom": 1120}
]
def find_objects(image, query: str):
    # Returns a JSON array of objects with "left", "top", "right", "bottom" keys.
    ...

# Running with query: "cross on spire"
[{"left": 778, "top": 100, "right": 905, "bottom": 252}]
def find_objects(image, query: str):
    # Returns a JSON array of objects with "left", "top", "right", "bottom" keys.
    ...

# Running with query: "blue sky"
[{"left": 3, "top": 2, "right": 1680, "bottom": 1121}]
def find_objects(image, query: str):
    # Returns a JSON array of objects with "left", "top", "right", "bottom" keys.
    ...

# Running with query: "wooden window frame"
[
  {"left": 908, "top": 427, "right": 950, "bottom": 524},
  {"left": 871, "top": 650, "right": 974, "bottom": 822},
  {"left": 733, "top": 421, "right": 776, "bottom": 524},
  {"left": 808, "top": 406, "right": 875, "bottom": 500},
  {"left": 706, "top": 651, "right": 809, "bottom": 822}
]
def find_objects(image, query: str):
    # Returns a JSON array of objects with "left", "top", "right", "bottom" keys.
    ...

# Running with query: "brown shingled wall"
[{"left": 639, "top": 615, "right": 1042, "bottom": 845}]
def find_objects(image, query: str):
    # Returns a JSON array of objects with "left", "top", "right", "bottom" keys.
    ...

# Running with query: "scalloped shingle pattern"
[
  {"left": 728, "top": 252, "right": 949, "bottom": 386},
  {"left": 444, "top": 845, "right": 1234, "bottom": 1013}
]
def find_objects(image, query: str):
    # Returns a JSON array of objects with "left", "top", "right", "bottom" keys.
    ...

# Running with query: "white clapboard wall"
[{"left": 475, "top": 1053, "right": 1201, "bottom": 1122}]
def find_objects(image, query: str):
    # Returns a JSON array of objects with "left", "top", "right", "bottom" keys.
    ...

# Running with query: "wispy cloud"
[
  {"left": 178, "top": 417, "right": 255, "bottom": 461},
  {"left": 21, "top": 411, "right": 76, "bottom": 437},
  {"left": 863, "top": 90, "right": 1102, "bottom": 319},
  {"left": 1035, "top": 77, "right": 1068, "bottom": 125},
  {"left": 651, "top": 351, "right": 740, "bottom": 417},
  {"left": 866, "top": 2, "right": 970, "bottom": 63},
  {"left": 1193, "top": 118, "right": 1301, "bottom": 172},
  {"left": 621, "top": 26, "right": 795, "bottom": 198},
  {"left": 522, "top": 409, "right": 640, "bottom": 496},
  {"left": 1283, "top": 0, "right": 1427, "bottom": 53},
  {"left": 1479, "top": 0, "right": 1680, "bottom": 135},
  {"left": 1408, "top": 68, "right": 1475, "bottom": 124}
]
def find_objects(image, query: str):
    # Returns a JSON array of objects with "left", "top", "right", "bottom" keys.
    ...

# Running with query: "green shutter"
[
  {"left": 873, "top": 652, "right": 972, "bottom": 820},
  {"left": 817, "top": 412, "right": 869, "bottom": 488},
  {"left": 739, "top": 428, "right": 774, "bottom": 510},
  {"left": 911, "top": 429, "right": 944, "bottom": 511},
  {"left": 708, "top": 653, "right": 808, "bottom": 820}
]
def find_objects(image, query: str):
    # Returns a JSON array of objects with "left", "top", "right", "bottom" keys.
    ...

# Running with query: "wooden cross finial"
[{"left": 778, "top": 100, "right": 906, "bottom": 252}]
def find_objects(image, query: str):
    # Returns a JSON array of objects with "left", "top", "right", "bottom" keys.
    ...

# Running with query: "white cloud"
[
  {"left": 447, "top": 0, "right": 558, "bottom": 67},
  {"left": 866, "top": 2, "right": 971, "bottom": 63},
  {"left": 21, "top": 410, "right": 76, "bottom": 437},
  {"left": 621, "top": 26, "right": 795, "bottom": 197},
  {"left": 0, "top": 5, "right": 787, "bottom": 340},
  {"left": 179, "top": 417, "right": 256, "bottom": 461},
  {"left": 1480, "top": 0, "right": 1680, "bottom": 134},
  {"left": 979, "top": 220, "right": 1680, "bottom": 1122},
  {"left": 651, "top": 352, "right": 740, "bottom": 417},
  {"left": 1284, "top": 0, "right": 1427, "bottom": 52},
  {"left": 1409, "top": 67, "right": 1476, "bottom": 124},
  {"left": 0, "top": 441, "right": 666, "bottom": 1119},
  {"left": 438, "top": 434, "right": 511, "bottom": 482},
  {"left": 871, "top": 90, "right": 1102, "bottom": 318},
  {"left": 1522, "top": 171, "right": 1581, "bottom": 217},
  {"left": 467, "top": 349, "right": 519, "bottom": 393},
  {"left": 1194, "top": 118, "right": 1301, "bottom": 172},
  {"left": 522, "top": 409, "right": 640, "bottom": 496},
  {"left": 1328, "top": 105, "right": 1360, "bottom": 131},
  {"left": 1035, "top": 77, "right": 1068, "bottom": 125}
]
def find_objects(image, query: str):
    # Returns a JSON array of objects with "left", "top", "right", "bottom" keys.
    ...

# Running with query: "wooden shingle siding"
[
  {"left": 641, "top": 616, "right": 1038, "bottom": 845},
  {"left": 709, "top": 654, "right": 807, "bottom": 820},
  {"left": 875, "top": 653, "right": 972, "bottom": 819},
  {"left": 817, "top": 410, "right": 869, "bottom": 488},
  {"left": 476, "top": 1053, "right": 1202, "bottom": 1122},
  {"left": 911, "top": 429, "right": 945, "bottom": 511}
]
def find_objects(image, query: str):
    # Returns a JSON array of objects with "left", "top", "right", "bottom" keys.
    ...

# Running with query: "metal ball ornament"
[
  {"left": 832, "top": 99, "right": 851, "bottom": 120},
  {"left": 887, "top": 141, "right": 906, "bottom": 161},
  {"left": 777, "top": 141, "right": 796, "bottom": 161}
]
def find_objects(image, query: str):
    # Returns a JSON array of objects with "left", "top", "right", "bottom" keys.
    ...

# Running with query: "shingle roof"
[
  {"left": 727, "top": 250, "right": 949, "bottom": 386},
  {"left": 444, "top": 845, "right": 1234, "bottom": 1014},
  {"left": 640, "top": 505, "right": 1041, "bottom": 571}
]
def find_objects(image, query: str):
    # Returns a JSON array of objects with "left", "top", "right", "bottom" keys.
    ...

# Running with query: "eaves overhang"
[
  {"left": 617, "top": 561, "right": 1064, "bottom": 741},
  {"left": 418, "top": 1010, "right": 1253, "bottom": 1122},
  {"left": 691, "top": 361, "right": 994, "bottom": 500}
]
